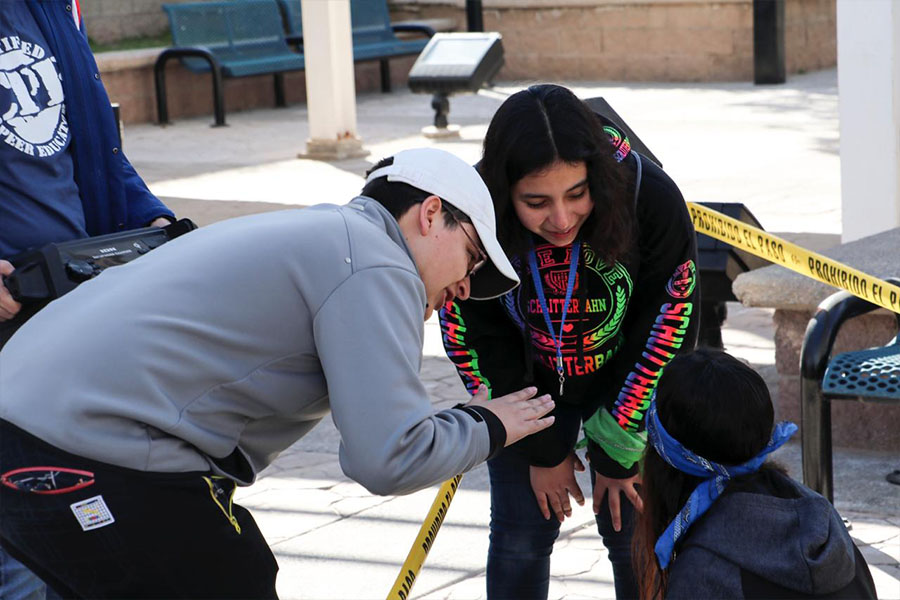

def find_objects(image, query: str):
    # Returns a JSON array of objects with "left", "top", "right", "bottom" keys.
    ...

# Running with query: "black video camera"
[{"left": 3, "top": 219, "right": 197, "bottom": 303}]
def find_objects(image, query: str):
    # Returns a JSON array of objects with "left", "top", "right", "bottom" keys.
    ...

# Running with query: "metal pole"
[
  {"left": 465, "top": 0, "right": 483, "bottom": 32},
  {"left": 753, "top": 0, "right": 786, "bottom": 84}
]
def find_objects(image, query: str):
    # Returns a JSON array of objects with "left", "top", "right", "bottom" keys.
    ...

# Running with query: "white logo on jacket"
[{"left": 0, "top": 34, "right": 68, "bottom": 157}]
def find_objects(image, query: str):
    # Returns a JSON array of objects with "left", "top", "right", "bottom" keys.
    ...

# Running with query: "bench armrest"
[
  {"left": 154, "top": 46, "right": 223, "bottom": 72},
  {"left": 800, "top": 277, "right": 900, "bottom": 380},
  {"left": 392, "top": 23, "right": 435, "bottom": 38}
]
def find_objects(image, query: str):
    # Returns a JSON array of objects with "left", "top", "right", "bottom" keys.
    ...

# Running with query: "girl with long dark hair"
[
  {"left": 439, "top": 84, "right": 698, "bottom": 599},
  {"left": 634, "top": 349, "right": 876, "bottom": 599}
]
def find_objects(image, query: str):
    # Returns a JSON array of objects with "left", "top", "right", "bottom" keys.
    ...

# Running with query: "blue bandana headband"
[{"left": 646, "top": 399, "right": 797, "bottom": 569}]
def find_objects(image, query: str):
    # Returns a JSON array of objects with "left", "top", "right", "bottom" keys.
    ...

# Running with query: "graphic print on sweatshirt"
[
  {"left": 0, "top": 33, "right": 68, "bottom": 157},
  {"left": 610, "top": 259, "right": 696, "bottom": 432},
  {"left": 501, "top": 242, "right": 633, "bottom": 387}
]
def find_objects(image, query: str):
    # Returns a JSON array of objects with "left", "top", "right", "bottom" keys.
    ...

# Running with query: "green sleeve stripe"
[{"left": 583, "top": 408, "right": 647, "bottom": 469}]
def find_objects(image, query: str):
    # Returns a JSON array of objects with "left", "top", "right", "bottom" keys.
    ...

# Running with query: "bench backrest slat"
[
  {"left": 164, "top": 0, "right": 288, "bottom": 51},
  {"left": 277, "top": 0, "right": 401, "bottom": 45},
  {"left": 229, "top": 1, "right": 288, "bottom": 48},
  {"left": 277, "top": 0, "right": 303, "bottom": 38},
  {"left": 164, "top": 3, "right": 231, "bottom": 50},
  {"left": 349, "top": 0, "right": 395, "bottom": 45}
]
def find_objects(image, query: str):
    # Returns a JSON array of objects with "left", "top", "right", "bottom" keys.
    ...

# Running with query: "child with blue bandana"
[{"left": 633, "top": 348, "right": 877, "bottom": 599}]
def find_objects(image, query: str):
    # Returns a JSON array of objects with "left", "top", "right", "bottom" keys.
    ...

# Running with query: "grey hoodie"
[
  {"left": 666, "top": 469, "right": 876, "bottom": 599},
  {"left": 0, "top": 198, "right": 494, "bottom": 495}
]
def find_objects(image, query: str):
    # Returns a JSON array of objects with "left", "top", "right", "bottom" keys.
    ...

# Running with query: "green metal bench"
[
  {"left": 800, "top": 277, "right": 900, "bottom": 502},
  {"left": 277, "top": 0, "right": 434, "bottom": 93},
  {"left": 155, "top": 0, "right": 304, "bottom": 126}
]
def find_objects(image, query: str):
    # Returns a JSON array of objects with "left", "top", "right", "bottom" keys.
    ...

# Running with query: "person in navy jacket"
[{"left": 0, "top": 0, "right": 174, "bottom": 344}]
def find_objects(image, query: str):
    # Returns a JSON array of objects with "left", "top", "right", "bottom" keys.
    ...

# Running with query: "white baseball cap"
[{"left": 365, "top": 148, "right": 519, "bottom": 299}]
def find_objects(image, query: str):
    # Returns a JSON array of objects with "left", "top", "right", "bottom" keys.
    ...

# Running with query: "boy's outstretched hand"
[{"left": 466, "top": 385, "right": 555, "bottom": 447}]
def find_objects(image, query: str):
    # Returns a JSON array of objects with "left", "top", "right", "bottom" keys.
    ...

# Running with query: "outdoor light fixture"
[{"left": 408, "top": 32, "right": 504, "bottom": 137}]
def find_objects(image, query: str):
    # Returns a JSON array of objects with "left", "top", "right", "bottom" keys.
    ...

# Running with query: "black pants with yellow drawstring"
[{"left": 0, "top": 420, "right": 278, "bottom": 599}]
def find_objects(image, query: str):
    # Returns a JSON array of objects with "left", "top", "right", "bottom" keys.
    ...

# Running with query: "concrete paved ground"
[{"left": 125, "top": 68, "right": 899, "bottom": 599}]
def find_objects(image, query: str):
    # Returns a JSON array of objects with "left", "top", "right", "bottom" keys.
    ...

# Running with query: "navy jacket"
[
  {"left": 25, "top": 0, "right": 173, "bottom": 234},
  {"left": 666, "top": 469, "right": 877, "bottom": 599}
]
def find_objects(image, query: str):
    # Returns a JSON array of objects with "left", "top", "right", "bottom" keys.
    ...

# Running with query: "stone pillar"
[
  {"left": 300, "top": 0, "right": 367, "bottom": 160},
  {"left": 837, "top": 0, "right": 900, "bottom": 242}
]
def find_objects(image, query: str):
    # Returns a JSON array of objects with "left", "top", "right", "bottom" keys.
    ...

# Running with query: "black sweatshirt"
[{"left": 439, "top": 148, "right": 699, "bottom": 478}]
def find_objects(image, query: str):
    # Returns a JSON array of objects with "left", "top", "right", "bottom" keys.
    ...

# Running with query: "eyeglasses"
[{"left": 444, "top": 205, "right": 488, "bottom": 279}]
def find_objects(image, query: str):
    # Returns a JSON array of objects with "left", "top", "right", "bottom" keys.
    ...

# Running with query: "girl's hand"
[
  {"left": 529, "top": 453, "right": 586, "bottom": 521},
  {"left": 592, "top": 472, "right": 643, "bottom": 532}
]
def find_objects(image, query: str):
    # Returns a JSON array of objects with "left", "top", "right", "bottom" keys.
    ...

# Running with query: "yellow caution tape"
[
  {"left": 387, "top": 474, "right": 463, "bottom": 600},
  {"left": 686, "top": 202, "right": 900, "bottom": 315}
]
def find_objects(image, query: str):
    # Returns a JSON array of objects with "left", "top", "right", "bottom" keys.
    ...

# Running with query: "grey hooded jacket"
[
  {"left": 0, "top": 198, "right": 494, "bottom": 494},
  {"left": 666, "top": 469, "right": 876, "bottom": 599}
]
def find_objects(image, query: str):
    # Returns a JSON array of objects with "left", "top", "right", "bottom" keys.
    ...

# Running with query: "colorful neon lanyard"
[{"left": 528, "top": 241, "right": 581, "bottom": 396}]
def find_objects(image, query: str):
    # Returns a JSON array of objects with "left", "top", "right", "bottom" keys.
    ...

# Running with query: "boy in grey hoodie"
[{"left": 0, "top": 148, "right": 556, "bottom": 598}]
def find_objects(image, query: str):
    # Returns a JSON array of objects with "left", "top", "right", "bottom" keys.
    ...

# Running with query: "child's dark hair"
[
  {"left": 633, "top": 348, "right": 777, "bottom": 600},
  {"left": 479, "top": 84, "right": 632, "bottom": 262}
]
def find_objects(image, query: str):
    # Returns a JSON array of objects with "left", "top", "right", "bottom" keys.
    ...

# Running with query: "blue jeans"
[
  {"left": 486, "top": 449, "right": 638, "bottom": 600},
  {"left": 0, "top": 547, "right": 61, "bottom": 600}
]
